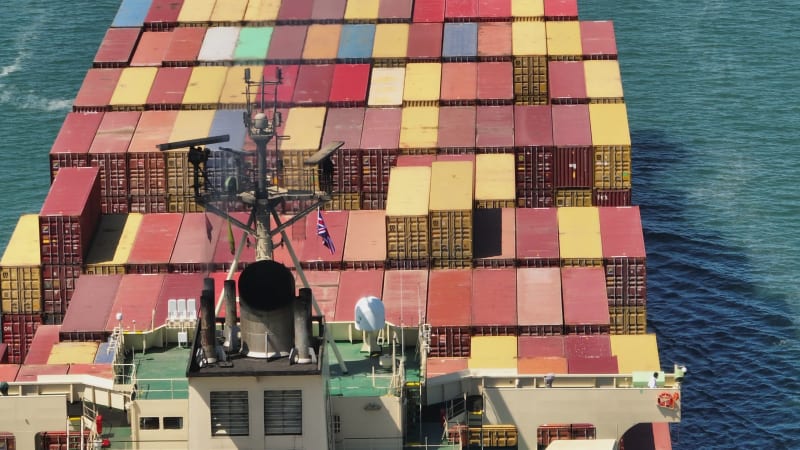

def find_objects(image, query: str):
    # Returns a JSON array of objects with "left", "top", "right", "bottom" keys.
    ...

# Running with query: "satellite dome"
[{"left": 354, "top": 296, "right": 385, "bottom": 332}]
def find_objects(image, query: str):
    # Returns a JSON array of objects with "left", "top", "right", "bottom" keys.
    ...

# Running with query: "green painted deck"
[
  {"left": 327, "top": 342, "right": 421, "bottom": 397},
  {"left": 131, "top": 345, "right": 191, "bottom": 400}
]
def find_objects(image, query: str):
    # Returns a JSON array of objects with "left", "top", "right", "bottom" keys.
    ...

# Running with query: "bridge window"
[
  {"left": 163, "top": 417, "right": 183, "bottom": 430},
  {"left": 211, "top": 391, "right": 249, "bottom": 436},
  {"left": 139, "top": 417, "right": 159, "bottom": 430},
  {"left": 264, "top": 390, "right": 302, "bottom": 435}
]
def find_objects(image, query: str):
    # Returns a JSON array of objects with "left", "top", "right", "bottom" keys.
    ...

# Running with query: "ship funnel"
[
  {"left": 238, "top": 260, "right": 295, "bottom": 358},
  {"left": 223, "top": 279, "right": 239, "bottom": 351},
  {"left": 293, "top": 288, "right": 313, "bottom": 364},
  {"left": 200, "top": 279, "right": 217, "bottom": 364}
]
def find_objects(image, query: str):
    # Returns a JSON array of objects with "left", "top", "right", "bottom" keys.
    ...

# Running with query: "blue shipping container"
[
  {"left": 442, "top": 22, "right": 478, "bottom": 60},
  {"left": 338, "top": 24, "right": 377, "bottom": 60},
  {"left": 112, "top": 0, "right": 153, "bottom": 28},
  {"left": 94, "top": 342, "right": 116, "bottom": 364}
]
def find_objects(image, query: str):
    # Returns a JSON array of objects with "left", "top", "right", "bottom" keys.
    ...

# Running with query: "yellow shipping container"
[
  {"left": 183, "top": 66, "right": 227, "bottom": 108},
  {"left": 429, "top": 162, "right": 473, "bottom": 261},
  {"left": 475, "top": 154, "right": 515, "bottom": 204},
  {"left": 220, "top": 65, "right": 261, "bottom": 106},
  {"left": 399, "top": 106, "right": 439, "bottom": 150},
  {"left": 512, "top": 22, "right": 546, "bottom": 56},
  {"left": 511, "top": 0, "right": 544, "bottom": 18},
  {"left": 244, "top": 0, "right": 280, "bottom": 23},
  {"left": 344, "top": 0, "right": 379, "bottom": 22},
  {"left": 84, "top": 214, "right": 143, "bottom": 275},
  {"left": 555, "top": 188, "right": 593, "bottom": 207},
  {"left": 609, "top": 305, "right": 647, "bottom": 335},
  {"left": 281, "top": 107, "right": 327, "bottom": 151},
  {"left": 169, "top": 110, "right": 215, "bottom": 143},
  {"left": 386, "top": 167, "right": 431, "bottom": 260},
  {"left": 281, "top": 149, "right": 319, "bottom": 191},
  {"left": 368, "top": 67, "right": 405, "bottom": 106},
  {"left": 109, "top": 67, "right": 158, "bottom": 109},
  {"left": 546, "top": 21, "right": 582, "bottom": 59},
  {"left": 178, "top": 0, "right": 215, "bottom": 23},
  {"left": 557, "top": 207, "right": 602, "bottom": 262},
  {"left": 430, "top": 162, "right": 473, "bottom": 211},
  {"left": 593, "top": 146, "right": 631, "bottom": 189},
  {"left": 373, "top": 24, "right": 410, "bottom": 59},
  {"left": 1, "top": 215, "right": 42, "bottom": 314},
  {"left": 611, "top": 334, "right": 660, "bottom": 373},
  {"left": 211, "top": 0, "right": 248, "bottom": 23},
  {"left": 303, "top": 25, "right": 342, "bottom": 61},
  {"left": 403, "top": 63, "right": 441, "bottom": 104},
  {"left": 468, "top": 336, "right": 517, "bottom": 369},
  {"left": 589, "top": 103, "right": 631, "bottom": 146},
  {"left": 584, "top": 60, "right": 624, "bottom": 100},
  {"left": 47, "top": 342, "right": 100, "bottom": 365}
]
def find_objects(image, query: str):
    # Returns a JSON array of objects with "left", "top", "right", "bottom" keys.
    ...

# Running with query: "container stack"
[
  {"left": 428, "top": 161, "right": 473, "bottom": 268},
  {"left": 385, "top": 166, "right": 431, "bottom": 268}
]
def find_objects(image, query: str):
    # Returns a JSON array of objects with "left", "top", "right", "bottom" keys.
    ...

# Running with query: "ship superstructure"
[{"left": 0, "top": 1, "right": 681, "bottom": 449}]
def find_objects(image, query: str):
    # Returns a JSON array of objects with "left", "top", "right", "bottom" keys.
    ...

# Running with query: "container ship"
[{"left": 0, "top": 0, "right": 683, "bottom": 449}]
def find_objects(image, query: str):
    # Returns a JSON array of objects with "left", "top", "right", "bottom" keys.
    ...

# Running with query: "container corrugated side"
[
  {"left": 299, "top": 211, "right": 348, "bottom": 270},
  {"left": 112, "top": 0, "right": 153, "bottom": 28},
  {"left": 177, "top": 0, "right": 214, "bottom": 24},
  {"left": 127, "top": 213, "right": 183, "bottom": 273},
  {"left": 429, "top": 162, "right": 473, "bottom": 265},
  {"left": 610, "top": 334, "right": 660, "bottom": 373},
  {"left": 104, "top": 274, "right": 165, "bottom": 332},
  {"left": 373, "top": 24, "right": 410, "bottom": 61},
  {"left": 1, "top": 215, "right": 42, "bottom": 314},
  {"left": 292, "top": 64, "right": 335, "bottom": 106},
  {"left": 580, "top": 21, "right": 618, "bottom": 60},
  {"left": 22, "top": 325, "right": 60, "bottom": 365},
  {"left": 407, "top": 23, "right": 443, "bottom": 61},
  {"left": 337, "top": 24, "right": 376, "bottom": 61},
  {"left": 442, "top": 23, "right": 478, "bottom": 60},
  {"left": 475, "top": 154, "right": 515, "bottom": 206},
  {"left": 303, "top": 25, "right": 341, "bottom": 62},
  {"left": 211, "top": 0, "right": 247, "bottom": 23},
  {"left": 244, "top": 0, "right": 280, "bottom": 23},
  {"left": 280, "top": 107, "right": 327, "bottom": 150},
  {"left": 182, "top": 66, "right": 227, "bottom": 109},
  {"left": 59, "top": 274, "right": 121, "bottom": 340},
  {"left": 468, "top": 336, "right": 516, "bottom": 369},
  {"left": 367, "top": 67, "right": 405, "bottom": 106},
  {"left": 169, "top": 213, "right": 223, "bottom": 272},
  {"left": 49, "top": 112, "right": 105, "bottom": 181},
  {"left": 344, "top": 0, "right": 380, "bottom": 22},
  {"left": 561, "top": 267, "right": 610, "bottom": 334},
  {"left": 47, "top": 342, "right": 99, "bottom": 365},
  {"left": 235, "top": 27, "right": 272, "bottom": 61},
  {"left": 198, "top": 27, "right": 241, "bottom": 64},
  {"left": 343, "top": 210, "right": 387, "bottom": 268},
  {"left": 2, "top": 313, "right": 43, "bottom": 364},
  {"left": 584, "top": 60, "right": 624, "bottom": 102},
  {"left": 41, "top": 264, "right": 81, "bottom": 317},
  {"left": 472, "top": 268, "right": 516, "bottom": 334},
  {"left": 332, "top": 270, "right": 384, "bottom": 334},
  {"left": 402, "top": 63, "right": 441, "bottom": 105},
  {"left": 510, "top": 0, "right": 544, "bottom": 18},
  {"left": 74, "top": 69, "right": 122, "bottom": 112},
  {"left": 517, "top": 267, "right": 562, "bottom": 335},
  {"left": 382, "top": 270, "right": 428, "bottom": 327},
  {"left": 512, "top": 22, "right": 546, "bottom": 56},
  {"left": 163, "top": 27, "right": 206, "bottom": 66},
  {"left": 84, "top": 214, "right": 143, "bottom": 274},
  {"left": 130, "top": 31, "right": 171, "bottom": 67},
  {"left": 545, "top": 21, "right": 582, "bottom": 60},
  {"left": 220, "top": 65, "right": 262, "bottom": 107},
  {"left": 590, "top": 103, "right": 631, "bottom": 190},
  {"left": 557, "top": 207, "right": 602, "bottom": 265},
  {"left": 109, "top": 67, "right": 158, "bottom": 110},
  {"left": 399, "top": 106, "right": 439, "bottom": 152},
  {"left": 94, "top": 28, "right": 141, "bottom": 68},
  {"left": 386, "top": 167, "right": 431, "bottom": 261},
  {"left": 440, "top": 63, "right": 477, "bottom": 105},
  {"left": 473, "top": 208, "right": 515, "bottom": 267}
]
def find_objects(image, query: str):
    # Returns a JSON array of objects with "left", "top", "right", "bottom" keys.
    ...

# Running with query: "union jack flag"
[{"left": 317, "top": 208, "right": 335, "bottom": 254}]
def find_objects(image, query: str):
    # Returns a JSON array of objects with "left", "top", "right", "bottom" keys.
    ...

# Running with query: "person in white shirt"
[{"left": 648, "top": 372, "right": 659, "bottom": 388}]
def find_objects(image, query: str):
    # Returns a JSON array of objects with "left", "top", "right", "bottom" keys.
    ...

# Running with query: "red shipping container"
[
  {"left": 407, "top": 23, "right": 443, "bottom": 61},
  {"left": 549, "top": 61, "right": 587, "bottom": 104},
  {"left": 473, "top": 208, "right": 515, "bottom": 267},
  {"left": 0, "top": 363, "right": 20, "bottom": 380},
  {"left": 144, "top": 0, "right": 184, "bottom": 30},
  {"left": 267, "top": 26, "right": 308, "bottom": 62},
  {"left": 514, "top": 105, "right": 553, "bottom": 147},
  {"left": 73, "top": 69, "right": 122, "bottom": 112},
  {"left": 580, "top": 21, "right": 618, "bottom": 60},
  {"left": 427, "top": 357, "right": 468, "bottom": 376},
  {"left": 2, "top": 314, "right": 43, "bottom": 364},
  {"left": 477, "top": 62, "right": 513, "bottom": 104},
  {"left": 131, "top": 31, "right": 172, "bottom": 66},
  {"left": 343, "top": 211, "right": 386, "bottom": 268},
  {"left": 396, "top": 154, "right": 434, "bottom": 167},
  {"left": 127, "top": 213, "right": 183, "bottom": 273},
  {"left": 40, "top": 167, "right": 101, "bottom": 265},
  {"left": 475, "top": 105, "right": 514, "bottom": 150},
  {"left": 429, "top": 327, "right": 471, "bottom": 357},
  {"left": 445, "top": 0, "right": 478, "bottom": 21},
  {"left": 93, "top": 28, "right": 141, "bottom": 68},
  {"left": 478, "top": 0, "right": 511, "bottom": 19},
  {"left": 517, "top": 267, "right": 562, "bottom": 335},
  {"left": 427, "top": 269, "right": 472, "bottom": 327},
  {"left": 334, "top": 269, "right": 385, "bottom": 322},
  {"left": 564, "top": 334, "right": 612, "bottom": 359},
  {"left": 127, "top": 110, "right": 177, "bottom": 197},
  {"left": 293, "top": 64, "right": 335, "bottom": 106},
  {"left": 299, "top": 210, "right": 348, "bottom": 270},
  {"left": 554, "top": 147, "right": 593, "bottom": 188},
  {"left": 333, "top": 148, "right": 363, "bottom": 193},
  {"left": 594, "top": 188, "right": 631, "bottom": 207},
  {"left": 170, "top": 213, "right": 223, "bottom": 273},
  {"left": 477, "top": 22, "right": 511, "bottom": 60},
  {"left": 360, "top": 192, "right": 388, "bottom": 210},
  {"left": 413, "top": 0, "right": 446, "bottom": 23},
  {"left": 552, "top": 104, "right": 591, "bottom": 147},
  {"left": 49, "top": 112, "right": 105, "bottom": 181},
  {"left": 361, "top": 108, "right": 402, "bottom": 150},
  {"left": 323, "top": 107, "right": 366, "bottom": 150},
  {"left": 146, "top": 67, "right": 192, "bottom": 109},
  {"left": 258, "top": 65, "right": 300, "bottom": 106},
  {"left": 379, "top": 0, "right": 413, "bottom": 22},
  {"left": 561, "top": 267, "right": 610, "bottom": 334},
  {"left": 438, "top": 106, "right": 476, "bottom": 150},
  {"left": 382, "top": 270, "right": 428, "bottom": 327},
  {"left": 0, "top": 344, "right": 6, "bottom": 363},
  {"left": 157, "top": 272, "right": 206, "bottom": 327},
  {"left": 295, "top": 271, "right": 339, "bottom": 323},
  {"left": 440, "top": 62, "right": 477, "bottom": 104},
  {"left": 130, "top": 195, "right": 167, "bottom": 214},
  {"left": 278, "top": 0, "right": 314, "bottom": 23},
  {"left": 518, "top": 335, "right": 565, "bottom": 358},
  {"left": 211, "top": 212, "right": 256, "bottom": 271},
  {"left": 516, "top": 208, "right": 559, "bottom": 266},
  {"left": 543, "top": 0, "right": 578, "bottom": 20},
  {"left": 163, "top": 26, "right": 206, "bottom": 66},
  {"left": 59, "top": 275, "right": 121, "bottom": 341},
  {"left": 472, "top": 268, "right": 516, "bottom": 334},
  {"left": 105, "top": 274, "right": 166, "bottom": 332},
  {"left": 23, "top": 325, "right": 60, "bottom": 365},
  {"left": 599, "top": 206, "right": 646, "bottom": 305},
  {"left": 89, "top": 112, "right": 140, "bottom": 201},
  {"left": 41, "top": 264, "right": 82, "bottom": 315},
  {"left": 567, "top": 356, "right": 618, "bottom": 374},
  {"left": 329, "top": 64, "right": 370, "bottom": 106},
  {"left": 519, "top": 189, "right": 554, "bottom": 208},
  {"left": 15, "top": 364, "right": 69, "bottom": 382},
  {"left": 312, "top": 0, "right": 346, "bottom": 23},
  {"left": 516, "top": 146, "right": 554, "bottom": 193}
]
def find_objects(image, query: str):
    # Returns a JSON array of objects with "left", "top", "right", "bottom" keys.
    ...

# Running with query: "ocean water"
[{"left": 0, "top": 1, "right": 798, "bottom": 449}]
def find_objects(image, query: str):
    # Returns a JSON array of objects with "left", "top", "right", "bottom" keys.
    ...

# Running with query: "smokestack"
[
  {"left": 223, "top": 279, "right": 239, "bottom": 351},
  {"left": 294, "top": 288, "right": 312, "bottom": 364},
  {"left": 238, "top": 260, "right": 295, "bottom": 358},
  {"left": 200, "top": 278, "right": 217, "bottom": 364}
]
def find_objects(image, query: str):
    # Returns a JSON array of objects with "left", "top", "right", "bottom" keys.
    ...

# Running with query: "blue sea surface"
[{"left": 0, "top": 1, "right": 798, "bottom": 449}]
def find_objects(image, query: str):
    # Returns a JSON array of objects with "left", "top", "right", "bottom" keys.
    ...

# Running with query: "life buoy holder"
[{"left": 657, "top": 392, "right": 674, "bottom": 408}]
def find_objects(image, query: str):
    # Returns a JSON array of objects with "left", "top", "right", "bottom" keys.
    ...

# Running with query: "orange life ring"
[
  {"left": 657, "top": 392, "right": 674, "bottom": 408},
  {"left": 672, "top": 392, "right": 680, "bottom": 402}
]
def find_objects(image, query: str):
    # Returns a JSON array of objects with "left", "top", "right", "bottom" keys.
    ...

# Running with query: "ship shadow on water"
[{"left": 630, "top": 129, "right": 800, "bottom": 450}]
